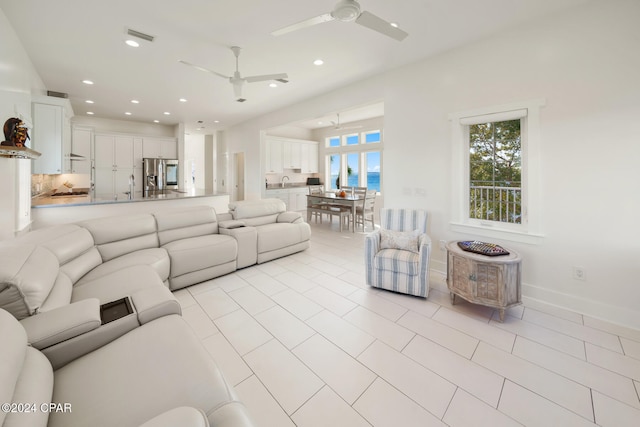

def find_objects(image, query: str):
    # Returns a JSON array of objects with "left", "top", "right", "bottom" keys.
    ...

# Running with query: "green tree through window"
[{"left": 469, "top": 119, "right": 522, "bottom": 223}]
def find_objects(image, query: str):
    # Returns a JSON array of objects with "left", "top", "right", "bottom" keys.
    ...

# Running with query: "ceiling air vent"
[
  {"left": 47, "top": 90, "right": 68, "bottom": 98},
  {"left": 127, "top": 28, "right": 154, "bottom": 43}
]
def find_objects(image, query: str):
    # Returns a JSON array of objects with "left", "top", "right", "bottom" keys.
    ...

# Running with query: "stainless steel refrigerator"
[{"left": 142, "top": 158, "right": 179, "bottom": 196}]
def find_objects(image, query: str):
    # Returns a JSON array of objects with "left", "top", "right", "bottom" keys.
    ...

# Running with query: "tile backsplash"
[{"left": 31, "top": 174, "right": 91, "bottom": 196}]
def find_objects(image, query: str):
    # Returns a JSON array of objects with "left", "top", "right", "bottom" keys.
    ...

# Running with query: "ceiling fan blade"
[
  {"left": 271, "top": 13, "right": 334, "bottom": 36},
  {"left": 245, "top": 73, "right": 289, "bottom": 83},
  {"left": 355, "top": 11, "right": 408, "bottom": 41},
  {"left": 178, "top": 60, "right": 230, "bottom": 80}
]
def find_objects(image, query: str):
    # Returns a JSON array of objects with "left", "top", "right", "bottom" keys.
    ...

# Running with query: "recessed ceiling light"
[
  {"left": 85, "top": 100, "right": 94, "bottom": 104},
  {"left": 153, "top": 120, "right": 160, "bottom": 123},
  {"left": 87, "top": 112, "right": 94, "bottom": 115},
  {"left": 390, "top": 22, "right": 399, "bottom": 28},
  {"left": 131, "top": 99, "right": 139, "bottom": 104},
  {"left": 269, "top": 83, "right": 278, "bottom": 88},
  {"left": 125, "top": 112, "right": 132, "bottom": 116},
  {"left": 82, "top": 80, "right": 94, "bottom": 85},
  {"left": 214, "top": 120, "right": 220, "bottom": 123},
  {"left": 125, "top": 40, "right": 140, "bottom": 48},
  {"left": 163, "top": 112, "right": 171, "bottom": 115},
  {"left": 313, "top": 59, "right": 324, "bottom": 66},
  {"left": 179, "top": 98, "right": 187, "bottom": 103}
]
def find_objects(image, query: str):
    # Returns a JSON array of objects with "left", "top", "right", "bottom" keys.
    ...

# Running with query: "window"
[
  {"left": 345, "top": 134, "right": 359, "bottom": 145},
  {"left": 325, "top": 129, "right": 383, "bottom": 193},
  {"left": 328, "top": 154, "right": 340, "bottom": 190},
  {"left": 469, "top": 119, "right": 521, "bottom": 224},
  {"left": 450, "top": 100, "right": 544, "bottom": 243},
  {"left": 327, "top": 137, "right": 340, "bottom": 147},
  {"left": 365, "top": 151, "right": 381, "bottom": 192},
  {"left": 364, "top": 130, "right": 381, "bottom": 144}
]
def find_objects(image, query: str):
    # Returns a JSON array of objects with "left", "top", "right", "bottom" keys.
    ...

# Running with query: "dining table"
[{"left": 306, "top": 192, "right": 365, "bottom": 232}]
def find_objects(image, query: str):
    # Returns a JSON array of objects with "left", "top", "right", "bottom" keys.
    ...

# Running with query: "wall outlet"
[
  {"left": 439, "top": 240, "right": 447, "bottom": 251},
  {"left": 572, "top": 266, "right": 586, "bottom": 281}
]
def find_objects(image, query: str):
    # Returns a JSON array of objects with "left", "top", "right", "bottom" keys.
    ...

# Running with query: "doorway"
[{"left": 234, "top": 152, "right": 245, "bottom": 201}]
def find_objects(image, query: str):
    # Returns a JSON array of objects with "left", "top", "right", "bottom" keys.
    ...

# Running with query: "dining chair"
[
  {"left": 364, "top": 208, "right": 431, "bottom": 297},
  {"left": 307, "top": 185, "right": 327, "bottom": 223},
  {"left": 354, "top": 189, "right": 376, "bottom": 231}
]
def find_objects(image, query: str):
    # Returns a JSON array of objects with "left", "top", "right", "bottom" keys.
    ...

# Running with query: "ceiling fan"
[
  {"left": 272, "top": 0, "right": 408, "bottom": 41},
  {"left": 331, "top": 113, "right": 363, "bottom": 130},
  {"left": 179, "top": 46, "right": 289, "bottom": 102}
]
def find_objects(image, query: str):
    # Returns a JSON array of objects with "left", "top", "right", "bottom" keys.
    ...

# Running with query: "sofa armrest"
[
  {"left": 277, "top": 211, "right": 302, "bottom": 224},
  {"left": 216, "top": 212, "right": 234, "bottom": 222},
  {"left": 130, "top": 286, "right": 181, "bottom": 325},
  {"left": 139, "top": 407, "right": 209, "bottom": 427},
  {"left": 19, "top": 298, "right": 102, "bottom": 350}
]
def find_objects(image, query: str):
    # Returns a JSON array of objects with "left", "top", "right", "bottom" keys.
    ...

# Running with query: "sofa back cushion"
[
  {"left": 0, "top": 245, "right": 59, "bottom": 320},
  {"left": 154, "top": 206, "right": 219, "bottom": 246},
  {"left": 80, "top": 214, "right": 159, "bottom": 262},
  {"left": 229, "top": 199, "right": 285, "bottom": 226},
  {"left": 17, "top": 224, "right": 101, "bottom": 284}
]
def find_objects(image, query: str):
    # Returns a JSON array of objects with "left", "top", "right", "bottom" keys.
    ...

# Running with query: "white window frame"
[
  {"left": 449, "top": 99, "right": 545, "bottom": 244},
  {"left": 324, "top": 129, "right": 383, "bottom": 193}
]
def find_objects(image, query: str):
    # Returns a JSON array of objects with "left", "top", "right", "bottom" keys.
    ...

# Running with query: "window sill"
[{"left": 449, "top": 222, "right": 544, "bottom": 245}]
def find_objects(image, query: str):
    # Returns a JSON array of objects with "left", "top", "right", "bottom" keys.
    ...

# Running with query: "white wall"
[
  {"left": 221, "top": 1, "right": 640, "bottom": 328},
  {"left": 0, "top": 7, "right": 46, "bottom": 239}
]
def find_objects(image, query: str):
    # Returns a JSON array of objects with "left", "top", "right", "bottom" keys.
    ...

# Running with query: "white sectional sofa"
[{"left": 0, "top": 199, "right": 311, "bottom": 427}]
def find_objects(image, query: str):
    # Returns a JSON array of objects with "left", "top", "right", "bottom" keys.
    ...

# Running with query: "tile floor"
[{"left": 175, "top": 221, "right": 640, "bottom": 426}]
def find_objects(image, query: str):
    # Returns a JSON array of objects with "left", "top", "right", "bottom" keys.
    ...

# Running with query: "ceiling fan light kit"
[{"left": 272, "top": 0, "right": 408, "bottom": 41}]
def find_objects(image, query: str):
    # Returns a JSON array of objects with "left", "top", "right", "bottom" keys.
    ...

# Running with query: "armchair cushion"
[
  {"left": 374, "top": 249, "right": 420, "bottom": 276},
  {"left": 379, "top": 229, "right": 420, "bottom": 253}
]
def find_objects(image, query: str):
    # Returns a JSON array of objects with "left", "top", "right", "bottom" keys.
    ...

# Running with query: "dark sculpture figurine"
[{"left": 1, "top": 117, "right": 30, "bottom": 147}]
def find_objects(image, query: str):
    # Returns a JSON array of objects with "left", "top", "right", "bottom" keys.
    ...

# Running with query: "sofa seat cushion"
[
  {"left": 374, "top": 248, "right": 419, "bottom": 276},
  {"left": 49, "top": 315, "right": 254, "bottom": 427},
  {"left": 257, "top": 223, "right": 311, "bottom": 254},
  {"left": 76, "top": 248, "right": 170, "bottom": 286},
  {"left": 163, "top": 235, "right": 237, "bottom": 278},
  {"left": 71, "top": 265, "right": 165, "bottom": 305}
]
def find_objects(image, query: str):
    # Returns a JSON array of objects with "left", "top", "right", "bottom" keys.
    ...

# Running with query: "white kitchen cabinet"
[
  {"left": 265, "top": 139, "right": 283, "bottom": 173},
  {"left": 300, "top": 142, "right": 319, "bottom": 173},
  {"left": 70, "top": 127, "right": 92, "bottom": 173},
  {"left": 94, "top": 134, "right": 135, "bottom": 197},
  {"left": 31, "top": 103, "right": 63, "bottom": 174},
  {"left": 289, "top": 187, "right": 308, "bottom": 211},
  {"left": 282, "top": 140, "right": 301, "bottom": 169},
  {"left": 143, "top": 137, "right": 177, "bottom": 159},
  {"left": 265, "top": 137, "right": 318, "bottom": 173},
  {"left": 266, "top": 187, "right": 308, "bottom": 211},
  {"left": 31, "top": 97, "right": 73, "bottom": 174}
]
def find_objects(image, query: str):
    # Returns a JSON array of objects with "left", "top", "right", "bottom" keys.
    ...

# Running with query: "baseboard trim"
[{"left": 428, "top": 267, "right": 640, "bottom": 330}]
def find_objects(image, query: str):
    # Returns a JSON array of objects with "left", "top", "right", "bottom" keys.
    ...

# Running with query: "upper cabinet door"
[
  {"left": 32, "top": 103, "right": 63, "bottom": 174},
  {"left": 94, "top": 135, "right": 115, "bottom": 168},
  {"left": 113, "top": 136, "right": 134, "bottom": 168}
]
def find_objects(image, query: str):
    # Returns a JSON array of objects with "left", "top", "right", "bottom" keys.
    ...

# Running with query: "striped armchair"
[{"left": 365, "top": 208, "right": 431, "bottom": 298}]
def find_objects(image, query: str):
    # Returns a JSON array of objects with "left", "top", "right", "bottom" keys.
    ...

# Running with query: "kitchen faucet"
[{"left": 281, "top": 175, "right": 290, "bottom": 188}]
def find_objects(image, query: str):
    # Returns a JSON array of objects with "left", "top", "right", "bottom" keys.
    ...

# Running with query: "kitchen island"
[{"left": 31, "top": 189, "right": 230, "bottom": 229}]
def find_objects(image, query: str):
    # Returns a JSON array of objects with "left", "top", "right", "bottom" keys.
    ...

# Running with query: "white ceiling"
[{"left": 0, "top": 0, "right": 589, "bottom": 133}]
